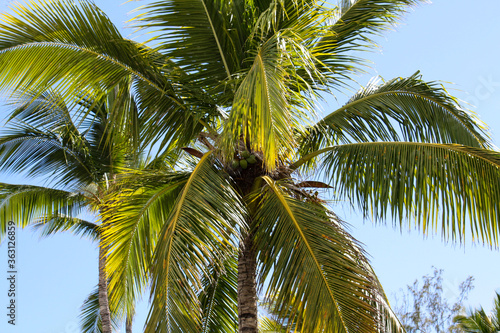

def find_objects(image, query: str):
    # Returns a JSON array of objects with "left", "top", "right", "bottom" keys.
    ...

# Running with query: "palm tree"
[
  {"left": 1, "top": 1, "right": 500, "bottom": 332},
  {"left": 0, "top": 83, "right": 140, "bottom": 332},
  {"left": 454, "top": 293, "right": 500, "bottom": 333}
]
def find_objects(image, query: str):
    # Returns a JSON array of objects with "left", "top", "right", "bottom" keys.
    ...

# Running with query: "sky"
[{"left": 0, "top": 0, "right": 499, "bottom": 332}]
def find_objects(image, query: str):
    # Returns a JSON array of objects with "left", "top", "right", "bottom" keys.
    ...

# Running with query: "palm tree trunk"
[
  {"left": 126, "top": 315, "right": 133, "bottom": 333},
  {"left": 98, "top": 240, "right": 113, "bottom": 333},
  {"left": 238, "top": 234, "right": 258, "bottom": 333}
]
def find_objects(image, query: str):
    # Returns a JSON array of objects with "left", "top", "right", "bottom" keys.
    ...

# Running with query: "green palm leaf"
[
  {"left": 134, "top": 0, "right": 247, "bottom": 95},
  {"left": 223, "top": 36, "right": 295, "bottom": 170},
  {"left": 454, "top": 292, "right": 500, "bottom": 333},
  {"left": 7, "top": 90, "right": 80, "bottom": 133},
  {"left": 1, "top": 1, "right": 499, "bottom": 332},
  {"left": 79, "top": 285, "right": 121, "bottom": 333},
  {"left": 0, "top": 79, "right": 145, "bottom": 187},
  {"left": 104, "top": 152, "right": 245, "bottom": 332},
  {"left": 0, "top": 1, "right": 135, "bottom": 65},
  {"left": 294, "top": 142, "right": 500, "bottom": 245},
  {"left": 0, "top": 183, "right": 86, "bottom": 235},
  {"left": 300, "top": 72, "right": 490, "bottom": 159},
  {"left": 103, "top": 170, "right": 189, "bottom": 321},
  {"left": 199, "top": 252, "right": 238, "bottom": 333},
  {"left": 254, "top": 177, "right": 402, "bottom": 332},
  {"left": 315, "top": 0, "right": 423, "bottom": 81},
  {"left": 98, "top": 78, "right": 141, "bottom": 158},
  {"left": 494, "top": 293, "right": 500, "bottom": 329},
  {"left": 135, "top": 79, "right": 206, "bottom": 154},
  {"left": 0, "top": 80, "right": 147, "bottom": 331},
  {"left": 258, "top": 315, "right": 287, "bottom": 333},
  {"left": 146, "top": 152, "right": 244, "bottom": 332},
  {"left": 455, "top": 310, "right": 495, "bottom": 333},
  {"left": 32, "top": 215, "right": 99, "bottom": 241},
  {"left": 0, "top": 118, "right": 97, "bottom": 187},
  {"left": 0, "top": 0, "right": 182, "bottom": 111}
]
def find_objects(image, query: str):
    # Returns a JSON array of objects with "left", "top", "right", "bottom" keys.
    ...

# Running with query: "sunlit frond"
[
  {"left": 0, "top": 0, "right": 179, "bottom": 108},
  {"left": 299, "top": 72, "right": 490, "bottom": 160},
  {"left": 104, "top": 152, "right": 245, "bottom": 332},
  {"left": 0, "top": 1, "right": 498, "bottom": 332},
  {"left": 298, "top": 142, "right": 500, "bottom": 245},
  {"left": 453, "top": 292, "right": 500, "bottom": 333},
  {"left": 223, "top": 36, "right": 294, "bottom": 170},
  {"left": 258, "top": 315, "right": 287, "bottom": 333},
  {"left": 134, "top": 0, "right": 247, "bottom": 95},
  {"left": 315, "top": 0, "right": 424, "bottom": 81},
  {"left": 254, "top": 177, "right": 402, "bottom": 332},
  {"left": 103, "top": 170, "right": 189, "bottom": 322}
]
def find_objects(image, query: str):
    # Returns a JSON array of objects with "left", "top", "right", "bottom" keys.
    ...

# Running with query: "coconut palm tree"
[
  {"left": 454, "top": 293, "right": 500, "bottom": 333},
  {"left": 1, "top": 1, "right": 500, "bottom": 332},
  {"left": 0, "top": 82, "right": 141, "bottom": 332}
]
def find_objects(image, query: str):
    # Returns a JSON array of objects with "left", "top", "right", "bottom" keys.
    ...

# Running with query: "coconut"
[
  {"left": 246, "top": 155, "right": 257, "bottom": 164},
  {"left": 240, "top": 159, "right": 248, "bottom": 169}
]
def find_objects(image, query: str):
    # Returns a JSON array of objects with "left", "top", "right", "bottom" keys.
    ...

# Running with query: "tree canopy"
[{"left": 0, "top": 1, "right": 499, "bottom": 332}]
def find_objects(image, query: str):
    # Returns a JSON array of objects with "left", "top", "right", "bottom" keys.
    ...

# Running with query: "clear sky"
[{"left": 0, "top": 1, "right": 499, "bottom": 332}]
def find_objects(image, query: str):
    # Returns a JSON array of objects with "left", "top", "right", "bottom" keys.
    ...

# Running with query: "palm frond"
[
  {"left": 0, "top": 183, "right": 86, "bottom": 235},
  {"left": 103, "top": 170, "right": 190, "bottom": 321},
  {"left": 454, "top": 310, "right": 495, "bottom": 333},
  {"left": 6, "top": 90, "right": 80, "bottom": 133},
  {"left": 199, "top": 252, "right": 238, "bottom": 333},
  {"left": 254, "top": 177, "right": 402, "bottom": 332},
  {"left": 134, "top": 0, "right": 247, "bottom": 95},
  {"left": 0, "top": 123, "right": 96, "bottom": 187},
  {"left": 296, "top": 142, "right": 500, "bottom": 246},
  {"left": 493, "top": 292, "right": 500, "bottom": 329},
  {"left": 0, "top": 79, "right": 147, "bottom": 186},
  {"left": 100, "top": 77, "right": 142, "bottom": 162},
  {"left": 251, "top": 0, "right": 321, "bottom": 34},
  {"left": 454, "top": 292, "right": 500, "bottom": 333},
  {"left": 223, "top": 36, "right": 295, "bottom": 170},
  {"left": 259, "top": 292, "right": 300, "bottom": 332},
  {"left": 32, "top": 215, "right": 99, "bottom": 241},
  {"left": 104, "top": 152, "right": 244, "bottom": 332},
  {"left": 258, "top": 315, "right": 287, "bottom": 333},
  {"left": 80, "top": 80, "right": 143, "bottom": 176},
  {"left": 0, "top": 0, "right": 174, "bottom": 105},
  {"left": 79, "top": 285, "right": 121, "bottom": 333},
  {"left": 315, "top": 0, "right": 424, "bottom": 80},
  {"left": 135, "top": 79, "right": 206, "bottom": 155},
  {"left": 145, "top": 152, "right": 244, "bottom": 332},
  {"left": 299, "top": 72, "right": 490, "bottom": 160}
]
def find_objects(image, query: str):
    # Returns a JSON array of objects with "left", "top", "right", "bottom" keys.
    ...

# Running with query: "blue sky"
[{"left": 0, "top": 1, "right": 499, "bottom": 332}]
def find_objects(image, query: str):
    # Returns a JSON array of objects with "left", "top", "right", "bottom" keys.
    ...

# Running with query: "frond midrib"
[{"left": 199, "top": 0, "right": 232, "bottom": 81}]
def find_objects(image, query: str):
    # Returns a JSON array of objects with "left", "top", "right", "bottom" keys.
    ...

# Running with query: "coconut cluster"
[{"left": 232, "top": 150, "right": 257, "bottom": 170}]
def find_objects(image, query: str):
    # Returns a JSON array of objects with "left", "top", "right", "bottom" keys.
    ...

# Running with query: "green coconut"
[
  {"left": 240, "top": 159, "right": 248, "bottom": 169},
  {"left": 246, "top": 155, "right": 257, "bottom": 164},
  {"left": 231, "top": 160, "right": 240, "bottom": 169},
  {"left": 241, "top": 150, "right": 251, "bottom": 159}
]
